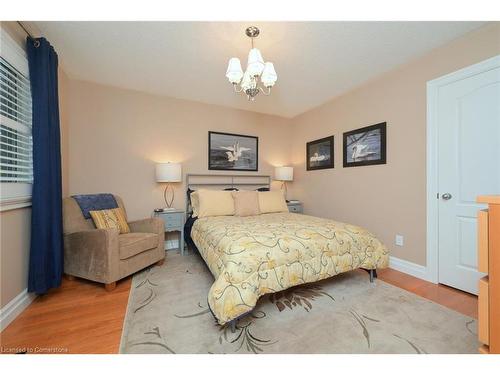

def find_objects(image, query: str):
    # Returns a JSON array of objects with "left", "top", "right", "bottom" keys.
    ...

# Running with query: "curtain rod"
[
  {"left": 17, "top": 21, "right": 40, "bottom": 47},
  {"left": 17, "top": 21, "right": 36, "bottom": 39}
]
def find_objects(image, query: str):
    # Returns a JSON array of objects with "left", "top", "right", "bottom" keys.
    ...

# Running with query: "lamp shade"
[
  {"left": 247, "top": 48, "right": 265, "bottom": 76},
  {"left": 156, "top": 163, "right": 182, "bottom": 182},
  {"left": 261, "top": 62, "right": 277, "bottom": 87},
  {"left": 240, "top": 70, "right": 253, "bottom": 90},
  {"left": 275, "top": 166, "right": 293, "bottom": 181},
  {"left": 226, "top": 57, "right": 243, "bottom": 84}
]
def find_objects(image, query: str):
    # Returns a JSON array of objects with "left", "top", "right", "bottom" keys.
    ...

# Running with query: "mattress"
[{"left": 190, "top": 212, "right": 389, "bottom": 325}]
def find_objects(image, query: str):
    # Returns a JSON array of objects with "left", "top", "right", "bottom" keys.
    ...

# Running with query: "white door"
[
  {"left": 436, "top": 59, "right": 500, "bottom": 294},
  {"left": 437, "top": 59, "right": 500, "bottom": 294}
]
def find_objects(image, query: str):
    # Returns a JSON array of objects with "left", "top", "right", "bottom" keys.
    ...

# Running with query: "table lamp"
[{"left": 156, "top": 162, "right": 182, "bottom": 210}]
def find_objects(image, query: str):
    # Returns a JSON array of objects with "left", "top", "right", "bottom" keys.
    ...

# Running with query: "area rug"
[{"left": 119, "top": 252, "right": 478, "bottom": 354}]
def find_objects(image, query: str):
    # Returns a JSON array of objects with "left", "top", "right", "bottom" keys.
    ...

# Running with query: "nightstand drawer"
[
  {"left": 165, "top": 219, "right": 182, "bottom": 230},
  {"left": 156, "top": 212, "right": 184, "bottom": 230},
  {"left": 478, "top": 277, "right": 489, "bottom": 345},
  {"left": 165, "top": 215, "right": 183, "bottom": 228}
]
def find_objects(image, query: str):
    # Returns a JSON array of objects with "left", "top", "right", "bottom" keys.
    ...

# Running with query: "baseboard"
[
  {"left": 0, "top": 289, "right": 36, "bottom": 331},
  {"left": 389, "top": 256, "right": 430, "bottom": 282}
]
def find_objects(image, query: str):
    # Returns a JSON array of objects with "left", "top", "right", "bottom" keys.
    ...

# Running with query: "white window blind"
[{"left": 0, "top": 27, "right": 32, "bottom": 209}]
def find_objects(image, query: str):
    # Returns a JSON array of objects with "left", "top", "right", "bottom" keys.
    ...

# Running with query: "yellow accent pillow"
[
  {"left": 258, "top": 191, "right": 288, "bottom": 214},
  {"left": 197, "top": 189, "right": 235, "bottom": 218},
  {"left": 90, "top": 208, "right": 130, "bottom": 234},
  {"left": 232, "top": 191, "right": 260, "bottom": 217}
]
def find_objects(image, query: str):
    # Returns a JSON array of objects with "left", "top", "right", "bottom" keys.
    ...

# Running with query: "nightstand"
[
  {"left": 287, "top": 201, "right": 303, "bottom": 214},
  {"left": 153, "top": 209, "right": 186, "bottom": 255}
]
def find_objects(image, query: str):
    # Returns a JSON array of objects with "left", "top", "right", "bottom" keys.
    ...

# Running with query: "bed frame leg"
[{"left": 362, "top": 268, "right": 377, "bottom": 282}]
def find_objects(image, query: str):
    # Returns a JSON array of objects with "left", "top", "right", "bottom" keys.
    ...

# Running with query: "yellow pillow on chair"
[{"left": 90, "top": 208, "right": 130, "bottom": 234}]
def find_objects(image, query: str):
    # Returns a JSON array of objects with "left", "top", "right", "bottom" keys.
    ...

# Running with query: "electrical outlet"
[{"left": 395, "top": 235, "right": 404, "bottom": 247}]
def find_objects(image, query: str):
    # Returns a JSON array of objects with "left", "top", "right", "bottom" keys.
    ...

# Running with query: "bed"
[{"left": 184, "top": 174, "right": 389, "bottom": 326}]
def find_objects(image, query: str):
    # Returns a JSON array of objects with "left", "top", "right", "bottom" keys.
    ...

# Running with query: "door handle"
[{"left": 441, "top": 193, "right": 452, "bottom": 200}]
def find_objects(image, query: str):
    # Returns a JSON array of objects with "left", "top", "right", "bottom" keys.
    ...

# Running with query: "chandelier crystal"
[{"left": 225, "top": 26, "right": 277, "bottom": 101}]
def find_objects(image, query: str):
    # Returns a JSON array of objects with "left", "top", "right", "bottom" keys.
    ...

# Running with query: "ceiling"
[{"left": 35, "top": 21, "right": 485, "bottom": 118}]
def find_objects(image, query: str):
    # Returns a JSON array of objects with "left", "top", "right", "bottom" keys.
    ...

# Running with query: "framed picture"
[
  {"left": 343, "top": 122, "right": 386, "bottom": 168},
  {"left": 306, "top": 136, "right": 334, "bottom": 170},
  {"left": 208, "top": 131, "right": 258, "bottom": 171}
]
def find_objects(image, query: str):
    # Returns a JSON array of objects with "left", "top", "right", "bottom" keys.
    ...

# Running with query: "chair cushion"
[{"left": 119, "top": 232, "right": 159, "bottom": 260}]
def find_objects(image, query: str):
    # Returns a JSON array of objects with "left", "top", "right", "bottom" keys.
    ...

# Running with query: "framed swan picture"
[
  {"left": 306, "top": 136, "right": 334, "bottom": 170},
  {"left": 208, "top": 131, "right": 258, "bottom": 171},
  {"left": 343, "top": 122, "right": 386, "bottom": 168}
]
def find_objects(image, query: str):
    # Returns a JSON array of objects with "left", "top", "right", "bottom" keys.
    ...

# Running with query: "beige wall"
[
  {"left": 0, "top": 208, "right": 31, "bottom": 309},
  {"left": 0, "top": 22, "right": 70, "bottom": 309},
  {"left": 65, "top": 80, "right": 292, "bottom": 221},
  {"left": 289, "top": 23, "right": 500, "bottom": 266}
]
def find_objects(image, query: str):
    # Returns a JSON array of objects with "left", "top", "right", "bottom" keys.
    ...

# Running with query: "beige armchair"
[{"left": 62, "top": 195, "right": 165, "bottom": 291}]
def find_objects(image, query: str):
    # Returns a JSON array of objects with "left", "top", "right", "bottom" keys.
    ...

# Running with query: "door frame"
[{"left": 426, "top": 54, "right": 500, "bottom": 284}]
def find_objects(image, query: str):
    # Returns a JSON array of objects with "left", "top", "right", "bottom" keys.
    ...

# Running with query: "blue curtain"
[{"left": 27, "top": 37, "right": 63, "bottom": 294}]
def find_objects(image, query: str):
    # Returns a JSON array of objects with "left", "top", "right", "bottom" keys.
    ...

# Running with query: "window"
[{"left": 0, "top": 27, "right": 32, "bottom": 210}]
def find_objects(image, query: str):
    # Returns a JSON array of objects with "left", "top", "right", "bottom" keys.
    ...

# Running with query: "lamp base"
[
  {"left": 162, "top": 207, "right": 177, "bottom": 212},
  {"left": 281, "top": 181, "right": 288, "bottom": 201},
  {"left": 163, "top": 183, "right": 176, "bottom": 210}
]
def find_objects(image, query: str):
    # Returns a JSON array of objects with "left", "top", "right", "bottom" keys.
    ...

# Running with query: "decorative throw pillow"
[
  {"left": 197, "top": 189, "right": 235, "bottom": 218},
  {"left": 258, "top": 191, "right": 288, "bottom": 214},
  {"left": 190, "top": 191, "right": 200, "bottom": 218},
  {"left": 232, "top": 191, "right": 260, "bottom": 217},
  {"left": 90, "top": 208, "right": 130, "bottom": 234}
]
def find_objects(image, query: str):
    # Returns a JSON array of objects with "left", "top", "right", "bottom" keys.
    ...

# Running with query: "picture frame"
[
  {"left": 306, "top": 136, "right": 335, "bottom": 171},
  {"left": 343, "top": 122, "right": 386, "bottom": 168},
  {"left": 208, "top": 131, "right": 259, "bottom": 171}
]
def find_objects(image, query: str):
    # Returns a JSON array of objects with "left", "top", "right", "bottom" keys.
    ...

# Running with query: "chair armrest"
[
  {"left": 129, "top": 218, "right": 164, "bottom": 236},
  {"left": 63, "top": 228, "right": 120, "bottom": 283}
]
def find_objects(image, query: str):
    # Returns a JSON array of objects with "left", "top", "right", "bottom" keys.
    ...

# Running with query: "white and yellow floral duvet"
[{"left": 191, "top": 212, "right": 389, "bottom": 325}]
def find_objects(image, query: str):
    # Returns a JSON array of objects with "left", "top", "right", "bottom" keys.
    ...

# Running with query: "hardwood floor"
[
  {"left": 0, "top": 276, "right": 131, "bottom": 354},
  {"left": 377, "top": 268, "right": 478, "bottom": 319},
  {"left": 0, "top": 267, "right": 477, "bottom": 354}
]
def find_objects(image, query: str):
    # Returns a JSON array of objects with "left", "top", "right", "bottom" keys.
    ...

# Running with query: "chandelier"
[{"left": 225, "top": 26, "right": 277, "bottom": 101}]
